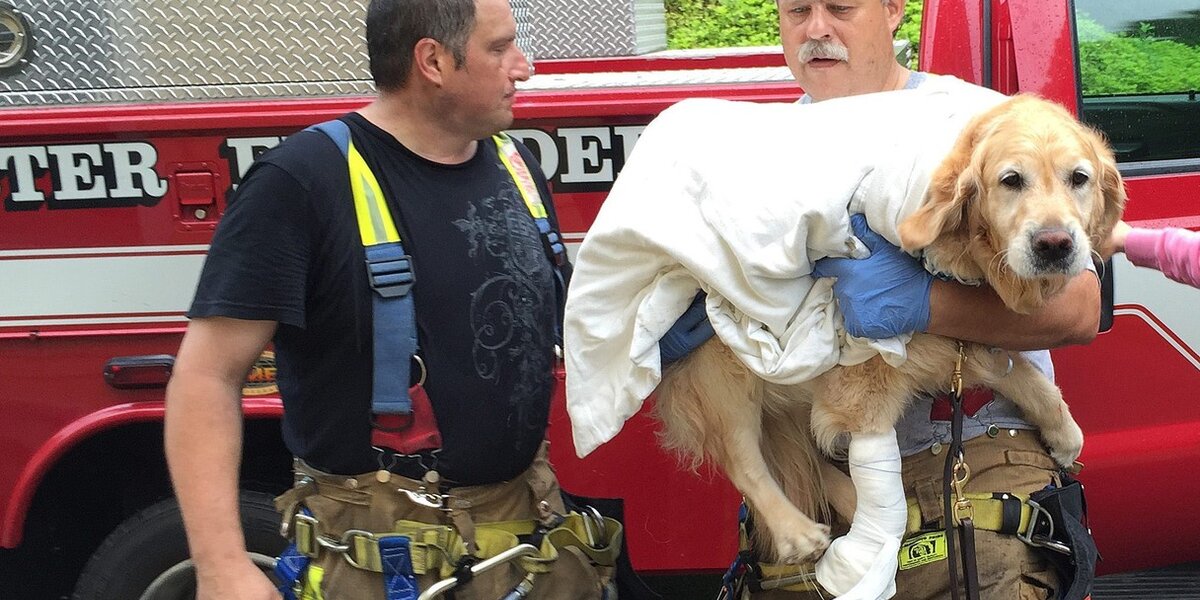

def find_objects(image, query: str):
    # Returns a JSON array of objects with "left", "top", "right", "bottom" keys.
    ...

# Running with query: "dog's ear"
[
  {"left": 899, "top": 123, "right": 984, "bottom": 252},
  {"left": 1086, "top": 127, "right": 1128, "bottom": 260}
]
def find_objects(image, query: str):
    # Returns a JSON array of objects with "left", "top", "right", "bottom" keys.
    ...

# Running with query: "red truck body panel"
[{"left": 3, "top": 0, "right": 1199, "bottom": 581}]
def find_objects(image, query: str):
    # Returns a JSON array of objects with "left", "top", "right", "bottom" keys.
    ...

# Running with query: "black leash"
[{"left": 943, "top": 341, "right": 980, "bottom": 600}]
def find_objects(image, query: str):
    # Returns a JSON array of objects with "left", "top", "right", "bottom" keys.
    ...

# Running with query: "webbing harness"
[
  {"left": 716, "top": 490, "right": 1045, "bottom": 599},
  {"left": 307, "top": 119, "right": 567, "bottom": 455},
  {"left": 275, "top": 121, "right": 569, "bottom": 599},
  {"left": 276, "top": 506, "right": 622, "bottom": 600}
]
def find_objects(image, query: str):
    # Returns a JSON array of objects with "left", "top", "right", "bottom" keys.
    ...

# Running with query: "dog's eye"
[
  {"left": 1000, "top": 172, "right": 1024, "bottom": 189},
  {"left": 1070, "top": 170, "right": 1090, "bottom": 187}
]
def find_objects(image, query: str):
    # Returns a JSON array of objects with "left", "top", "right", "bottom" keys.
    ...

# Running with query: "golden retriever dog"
[{"left": 654, "top": 94, "right": 1127, "bottom": 565}]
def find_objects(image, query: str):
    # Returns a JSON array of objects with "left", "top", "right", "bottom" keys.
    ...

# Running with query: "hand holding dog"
[
  {"left": 660, "top": 292, "right": 715, "bottom": 366},
  {"left": 812, "top": 214, "right": 933, "bottom": 339}
]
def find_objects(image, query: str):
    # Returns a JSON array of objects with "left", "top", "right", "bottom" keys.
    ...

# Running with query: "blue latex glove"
[
  {"left": 811, "top": 214, "right": 933, "bottom": 339},
  {"left": 659, "top": 291, "right": 715, "bottom": 367}
]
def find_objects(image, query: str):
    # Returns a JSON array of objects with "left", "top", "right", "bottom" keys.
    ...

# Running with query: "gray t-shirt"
[{"left": 803, "top": 71, "right": 1050, "bottom": 456}]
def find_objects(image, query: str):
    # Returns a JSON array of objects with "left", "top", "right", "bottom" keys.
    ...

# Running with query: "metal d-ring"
[{"left": 413, "top": 354, "right": 427, "bottom": 387}]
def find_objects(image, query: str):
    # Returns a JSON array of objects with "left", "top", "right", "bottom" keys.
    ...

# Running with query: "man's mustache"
[{"left": 797, "top": 39, "right": 850, "bottom": 63}]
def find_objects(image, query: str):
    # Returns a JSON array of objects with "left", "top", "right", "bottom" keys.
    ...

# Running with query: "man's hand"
[
  {"left": 196, "top": 559, "right": 282, "bottom": 600},
  {"left": 812, "top": 214, "right": 933, "bottom": 339},
  {"left": 660, "top": 292, "right": 715, "bottom": 366}
]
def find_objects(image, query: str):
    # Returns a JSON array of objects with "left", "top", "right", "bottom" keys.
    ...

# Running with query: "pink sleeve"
[{"left": 1124, "top": 227, "right": 1200, "bottom": 289}]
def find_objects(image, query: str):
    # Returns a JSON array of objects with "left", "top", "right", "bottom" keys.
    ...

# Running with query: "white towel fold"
[{"left": 564, "top": 75, "right": 1006, "bottom": 458}]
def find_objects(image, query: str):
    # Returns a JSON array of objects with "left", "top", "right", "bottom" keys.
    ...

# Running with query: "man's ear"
[
  {"left": 886, "top": 0, "right": 908, "bottom": 32},
  {"left": 412, "top": 37, "right": 447, "bottom": 87}
]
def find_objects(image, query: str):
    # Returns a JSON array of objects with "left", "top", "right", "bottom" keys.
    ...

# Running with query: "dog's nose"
[{"left": 1032, "top": 229, "right": 1074, "bottom": 263}]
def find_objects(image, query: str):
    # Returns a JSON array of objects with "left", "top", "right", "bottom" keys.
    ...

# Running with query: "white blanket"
[{"left": 565, "top": 75, "right": 1006, "bottom": 458}]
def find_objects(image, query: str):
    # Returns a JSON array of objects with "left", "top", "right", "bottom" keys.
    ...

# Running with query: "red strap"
[
  {"left": 371, "top": 383, "right": 443, "bottom": 455},
  {"left": 929, "top": 387, "right": 994, "bottom": 421}
]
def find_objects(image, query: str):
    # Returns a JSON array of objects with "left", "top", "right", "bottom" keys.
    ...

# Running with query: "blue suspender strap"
[
  {"left": 366, "top": 243, "right": 417, "bottom": 415},
  {"left": 274, "top": 543, "right": 311, "bottom": 600},
  {"left": 307, "top": 119, "right": 417, "bottom": 418},
  {"left": 379, "top": 536, "right": 420, "bottom": 600},
  {"left": 309, "top": 120, "right": 351, "bottom": 159}
]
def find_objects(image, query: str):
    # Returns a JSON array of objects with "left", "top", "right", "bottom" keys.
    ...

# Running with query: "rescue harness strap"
[
  {"left": 275, "top": 506, "right": 622, "bottom": 599},
  {"left": 307, "top": 120, "right": 568, "bottom": 448},
  {"left": 309, "top": 119, "right": 416, "bottom": 421},
  {"left": 718, "top": 490, "right": 1039, "bottom": 598}
]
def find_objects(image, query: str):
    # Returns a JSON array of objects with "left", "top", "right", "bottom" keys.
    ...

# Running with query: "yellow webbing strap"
[
  {"left": 493, "top": 134, "right": 547, "bottom": 220},
  {"left": 347, "top": 520, "right": 469, "bottom": 576},
  {"left": 904, "top": 492, "right": 1032, "bottom": 535},
  {"left": 744, "top": 493, "right": 1034, "bottom": 592},
  {"left": 326, "top": 513, "right": 622, "bottom": 577},
  {"left": 348, "top": 140, "right": 400, "bottom": 247},
  {"left": 300, "top": 565, "right": 325, "bottom": 600}
]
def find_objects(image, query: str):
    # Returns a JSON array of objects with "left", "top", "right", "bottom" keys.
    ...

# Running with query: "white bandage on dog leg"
[{"left": 815, "top": 429, "right": 907, "bottom": 600}]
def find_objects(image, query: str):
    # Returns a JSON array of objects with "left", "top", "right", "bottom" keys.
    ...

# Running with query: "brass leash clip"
[
  {"left": 951, "top": 458, "right": 973, "bottom": 522},
  {"left": 950, "top": 340, "right": 966, "bottom": 397}
]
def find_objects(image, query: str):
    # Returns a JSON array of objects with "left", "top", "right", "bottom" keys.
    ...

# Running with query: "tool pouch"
[
  {"left": 1027, "top": 475, "right": 1098, "bottom": 600},
  {"left": 371, "top": 383, "right": 443, "bottom": 455}
]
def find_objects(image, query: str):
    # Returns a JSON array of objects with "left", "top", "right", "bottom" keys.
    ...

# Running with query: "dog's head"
[{"left": 898, "top": 94, "right": 1127, "bottom": 313}]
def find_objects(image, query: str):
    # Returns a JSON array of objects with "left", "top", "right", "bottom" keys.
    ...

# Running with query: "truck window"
[{"left": 1074, "top": 0, "right": 1200, "bottom": 164}]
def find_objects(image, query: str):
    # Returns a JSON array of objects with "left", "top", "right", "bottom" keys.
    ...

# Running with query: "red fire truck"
[{"left": 1, "top": 0, "right": 1198, "bottom": 597}]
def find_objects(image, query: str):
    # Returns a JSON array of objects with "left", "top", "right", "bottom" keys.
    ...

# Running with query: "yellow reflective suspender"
[
  {"left": 348, "top": 141, "right": 401, "bottom": 247},
  {"left": 494, "top": 133, "right": 549, "bottom": 220},
  {"left": 308, "top": 121, "right": 566, "bottom": 420}
]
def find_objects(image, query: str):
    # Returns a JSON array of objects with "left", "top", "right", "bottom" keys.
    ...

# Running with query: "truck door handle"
[
  {"left": 173, "top": 170, "right": 218, "bottom": 221},
  {"left": 104, "top": 354, "right": 175, "bottom": 389}
]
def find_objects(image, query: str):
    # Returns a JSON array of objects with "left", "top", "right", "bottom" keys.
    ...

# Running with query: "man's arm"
[
  {"left": 164, "top": 316, "right": 280, "bottom": 600},
  {"left": 927, "top": 272, "right": 1100, "bottom": 351},
  {"left": 813, "top": 215, "right": 1102, "bottom": 350}
]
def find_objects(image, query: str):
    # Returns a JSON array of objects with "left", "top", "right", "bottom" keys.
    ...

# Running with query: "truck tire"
[{"left": 72, "top": 491, "right": 287, "bottom": 600}]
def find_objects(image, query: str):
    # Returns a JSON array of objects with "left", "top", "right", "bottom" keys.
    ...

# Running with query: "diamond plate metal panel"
[
  {"left": 0, "top": 0, "right": 539, "bottom": 107},
  {"left": 528, "top": 0, "right": 666, "bottom": 59}
]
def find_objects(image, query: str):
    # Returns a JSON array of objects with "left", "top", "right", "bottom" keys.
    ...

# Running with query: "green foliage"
[
  {"left": 1077, "top": 14, "right": 1200, "bottom": 96},
  {"left": 665, "top": 0, "right": 782, "bottom": 49},
  {"left": 665, "top": 0, "right": 925, "bottom": 67},
  {"left": 662, "top": 3, "right": 1199, "bottom": 96},
  {"left": 897, "top": 0, "right": 922, "bottom": 68}
]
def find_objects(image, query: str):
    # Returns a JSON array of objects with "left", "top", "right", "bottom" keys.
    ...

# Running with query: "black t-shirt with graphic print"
[{"left": 189, "top": 113, "right": 566, "bottom": 485}]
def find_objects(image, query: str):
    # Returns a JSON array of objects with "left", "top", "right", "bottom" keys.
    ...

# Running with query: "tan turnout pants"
[
  {"left": 275, "top": 443, "right": 609, "bottom": 600},
  {"left": 754, "top": 431, "right": 1064, "bottom": 600}
]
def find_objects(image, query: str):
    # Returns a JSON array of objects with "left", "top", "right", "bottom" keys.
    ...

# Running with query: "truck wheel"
[{"left": 72, "top": 491, "right": 287, "bottom": 600}]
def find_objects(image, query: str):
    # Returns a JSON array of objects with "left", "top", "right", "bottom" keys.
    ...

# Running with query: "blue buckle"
[{"left": 365, "top": 246, "right": 414, "bottom": 299}]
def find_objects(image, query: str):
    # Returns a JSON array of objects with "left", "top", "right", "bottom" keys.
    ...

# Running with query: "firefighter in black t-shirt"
[{"left": 164, "top": 1, "right": 617, "bottom": 598}]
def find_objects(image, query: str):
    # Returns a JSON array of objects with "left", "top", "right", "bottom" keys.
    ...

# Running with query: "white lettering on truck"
[
  {"left": 0, "top": 142, "right": 167, "bottom": 206},
  {"left": 2, "top": 125, "right": 650, "bottom": 210},
  {"left": 508, "top": 125, "right": 645, "bottom": 192}
]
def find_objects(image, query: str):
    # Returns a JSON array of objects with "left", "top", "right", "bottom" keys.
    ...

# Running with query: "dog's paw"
[
  {"left": 774, "top": 522, "right": 832, "bottom": 564},
  {"left": 1042, "top": 419, "right": 1084, "bottom": 468}
]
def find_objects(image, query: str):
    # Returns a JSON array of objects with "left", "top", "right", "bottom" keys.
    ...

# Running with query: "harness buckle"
[
  {"left": 293, "top": 512, "right": 322, "bottom": 557},
  {"left": 1018, "top": 499, "right": 1072, "bottom": 555},
  {"left": 365, "top": 250, "right": 414, "bottom": 299}
]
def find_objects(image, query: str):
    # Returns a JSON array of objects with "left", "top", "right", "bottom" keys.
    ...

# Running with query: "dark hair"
[{"left": 366, "top": 0, "right": 476, "bottom": 91}]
